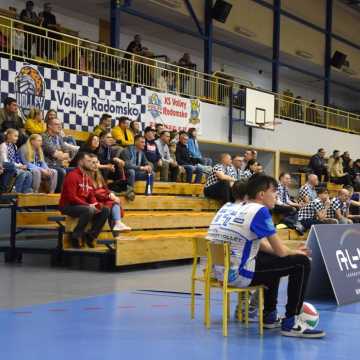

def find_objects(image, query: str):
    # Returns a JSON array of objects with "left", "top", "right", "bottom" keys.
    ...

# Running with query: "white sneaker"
[
  {"left": 281, "top": 315, "right": 325, "bottom": 338},
  {"left": 113, "top": 222, "right": 132, "bottom": 232}
]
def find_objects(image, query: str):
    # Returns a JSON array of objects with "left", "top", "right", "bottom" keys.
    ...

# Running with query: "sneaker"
[
  {"left": 113, "top": 222, "right": 132, "bottom": 232},
  {"left": 84, "top": 234, "right": 96, "bottom": 249},
  {"left": 234, "top": 304, "right": 258, "bottom": 322},
  {"left": 263, "top": 311, "right": 282, "bottom": 329},
  {"left": 70, "top": 237, "right": 81, "bottom": 249},
  {"left": 281, "top": 316, "right": 325, "bottom": 339}
]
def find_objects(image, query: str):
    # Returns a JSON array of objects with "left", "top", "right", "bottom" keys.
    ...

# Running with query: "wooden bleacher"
[{"left": 1, "top": 181, "right": 308, "bottom": 269}]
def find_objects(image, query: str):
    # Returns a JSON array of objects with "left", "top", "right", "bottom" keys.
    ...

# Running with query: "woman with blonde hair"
[
  {"left": 0, "top": 128, "right": 33, "bottom": 193},
  {"left": 89, "top": 155, "right": 130, "bottom": 232},
  {"left": 19, "top": 134, "right": 58, "bottom": 193},
  {"left": 25, "top": 108, "right": 46, "bottom": 135}
]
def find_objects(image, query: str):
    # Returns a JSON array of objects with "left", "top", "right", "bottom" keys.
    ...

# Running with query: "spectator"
[
  {"left": 19, "top": 134, "right": 57, "bottom": 193},
  {"left": 130, "top": 120, "right": 142, "bottom": 137},
  {"left": 275, "top": 173, "right": 301, "bottom": 214},
  {"left": 293, "top": 96, "right": 303, "bottom": 120},
  {"left": 298, "top": 187, "right": 337, "bottom": 230},
  {"left": 97, "top": 131, "right": 126, "bottom": 183},
  {"left": 204, "top": 153, "right": 236, "bottom": 204},
  {"left": 242, "top": 159, "right": 260, "bottom": 180},
  {"left": 20, "top": 1, "right": 40, "bottom": 57},
  {"left": 59, "top": 152, "right": 110, "bottom": 249},
  {"left": 175, "top": 131, "right": 203, "bottom": 184},
  {"left": 44, "top": 109, "right": 77, "bottom": 148},
  {"left": 298, "top": 174, "right": 318, "bottom": 204},
  {"left": 112, "top": 117, "right": 134, "bottom": 147},
  {"left": 39, "top": 3, "right": 60, "bottom": 59},
  {"left": 13, "top": 23, "right": 25, "bottom": 58},
  {"left": 341, "top": 151, "right": 352, "bottom": 173},
  {"left": 308, "top": 148, "right": 328, "bottom": 182},
  {"left": 0, "top": 129, "right": 32, "bottom": 193},
  {"left": 120, "top": 134, "right": 153, "bottom": 191},
  {"left": 349, "top": 183, "right": 360, "bottom": 222},
  {"left": 187, "top": 128, "right": 212, "bottom": 167},
  {"left": 155, "top": 130, "right": 179, "bottom": 182},
  {"left": 329, "top": 151, "right": 352, "bottom": 186},
  {"left": 70, "top": 134, "right": 100, "bottom": 167},
  {"left": 178, "top": 53, "right": 195, "bottom": 70},
  {"left": 169, "top": 141, "right": 185, "bottom": 178},
  {"left": 42, "top": 117, "right": 77, "bottom": 193},
  {"left": 157, "top": 71, "right": 168, "bottom": 93},
  {"left": 89, "top": 155, "right": 131, "bottom": 232},
  {"left": 0, "top": 97, "right": 27, "bottom": 146},
  {"left": 327, "top": 189, "right": 352, "bottom": 224},
  {"left": 351, "top": 159, "right": 360, "bottom": 186},
  {"left": 155, "top": 123, "right": 164, "bottom": 139},
  {"left": 25, "top": 108, "right": 46, "bottom": 135},
  {"left": 231, "top": 155, "right": 245, "bottom": 181},
  {"left": 125, "top": 34, "right": 143, "bottom": 56},
  {"left": 275, "top": 173, "right": 304, "bottom": 234},
  {"left": 143, "top": 126, "right": 167, "bottom": 180},
  {"left": 93, "top": 113, "right": 112, "bottom": 137},
  {"left": 242, "top": 149, "right": 257, "bottom": 170}
]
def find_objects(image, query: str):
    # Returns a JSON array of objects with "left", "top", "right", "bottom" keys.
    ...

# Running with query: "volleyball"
[{"left": 299, "top": 302, "right": 319, "bottom": 330}]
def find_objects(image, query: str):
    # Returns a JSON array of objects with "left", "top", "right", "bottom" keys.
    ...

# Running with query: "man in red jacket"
[{"left": 59, "top": 152, "right": 110, "bottom": 248}]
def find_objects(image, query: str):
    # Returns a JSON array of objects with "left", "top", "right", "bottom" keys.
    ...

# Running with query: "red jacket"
[
  {"left": 94, "top": 187, "right": 125, "bottom": 217},
  {"left": 59, "top": 168, "right": 97, "bottom": 209}
]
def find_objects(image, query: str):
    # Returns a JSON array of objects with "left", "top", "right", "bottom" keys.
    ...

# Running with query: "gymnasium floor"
[{"left": 1, "top": 257, "right": 359, "bottom": 360}]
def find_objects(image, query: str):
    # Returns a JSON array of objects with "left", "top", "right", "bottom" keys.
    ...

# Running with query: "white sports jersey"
[{"left": 207, "top": 202, "right": 276, "bottom": 288}]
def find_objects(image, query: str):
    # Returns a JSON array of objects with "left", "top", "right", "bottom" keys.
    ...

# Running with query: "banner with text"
[
  {"left": 0, "top": 58, "right": 146, "bottom": 132},
  {"left": 143, "top": 90, "right": 202, "bottom": 133},
  {"left": 306, "top": 224, "right": 360, "bottom": 305}
]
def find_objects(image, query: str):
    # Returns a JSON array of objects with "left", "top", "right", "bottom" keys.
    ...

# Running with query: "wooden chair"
[
  {"left": 190, "top": 237, "right": 221, "bottom": 323},
  {"left": 207, "top": 242, "right": 265, "bottom": 336}
]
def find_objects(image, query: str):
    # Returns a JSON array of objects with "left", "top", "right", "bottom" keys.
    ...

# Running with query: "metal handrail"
[{"left": 0, "top": 14, "right": 359, "bottom": 134}]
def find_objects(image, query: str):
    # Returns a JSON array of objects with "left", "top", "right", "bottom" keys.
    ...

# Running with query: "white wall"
[{"left": 200, "top": 102, "right": 360, "bottom": 158}]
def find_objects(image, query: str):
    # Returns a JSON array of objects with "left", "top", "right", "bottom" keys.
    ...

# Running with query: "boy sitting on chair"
[{"left": 207, "top": 175, "right": 325, "bottom": 338}]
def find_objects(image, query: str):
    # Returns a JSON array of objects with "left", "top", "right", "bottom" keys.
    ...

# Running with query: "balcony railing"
[{"left": 0, "top": 14, "right": 359, "bottom": 135}]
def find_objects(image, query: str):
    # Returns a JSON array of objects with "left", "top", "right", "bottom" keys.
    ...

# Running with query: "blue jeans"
[
  {"left": 127, "top": 168, "right": 154, "bottom": 187},
  {"left": 15, "top": 169, "right": 33, "bottom": 193},
  {"left": 183, "top": 164, "right": 203, "bottom": 183},
  {"left": 0, "top": 162, "right": 17, "bottom": 192},
  {"left": 111, "top": 204, "right": 122, "bottom": 222}
]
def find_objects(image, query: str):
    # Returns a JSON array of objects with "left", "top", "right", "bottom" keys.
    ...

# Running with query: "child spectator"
[
  {"left": 112, "top": 117, "right": 134, "bottom": 147},
  {"left": 0, "top": 129, "right": 32, "bottom": 193},
  {"left": 19, "top": 134, "right": 57, "bottom": 193}
]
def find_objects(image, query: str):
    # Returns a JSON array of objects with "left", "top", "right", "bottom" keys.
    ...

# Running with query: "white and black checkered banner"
[
  {"left": 0, "top": 58, "right": 146, "bottom": 133},
  {"left": 0, "top": 58, "right": 204, "bottom": 134}
]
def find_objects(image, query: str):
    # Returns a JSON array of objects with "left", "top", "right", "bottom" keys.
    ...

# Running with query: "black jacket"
[{"left": 176, "top": 142, "right": 197, "bottom": 166}]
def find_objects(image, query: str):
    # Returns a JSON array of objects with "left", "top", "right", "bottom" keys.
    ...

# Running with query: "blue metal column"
[
  {"left": 272, "top": 0, "right": 281, "bottom": 92},
  {"left": 324, "top": 0, "right": 333, "bottom": 106},
  {"left": 110, "top": 0, "right": 123, "bottom": 48},
  {"left": 204, "top": 0, "right": 213, "bottom": 74}
]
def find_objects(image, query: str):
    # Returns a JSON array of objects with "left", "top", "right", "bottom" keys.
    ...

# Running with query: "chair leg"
[
  {"left": 227, "top": 293, "right": 231, "bottom": 320},
  {"left": 190, "top": 279, "right": 195, "bottom": 320},
  {"left": 244, "top": 290, "right": 249, "bottom": 326},
  {"left": 223, "top": 290, "right": 228, "bottom": 337},
  {"left": 237, "top": 292, "right": 243, "bottom": 322},
  {"left": 205, "top": 281, "right": 211, "bottom": 328},
  {"left": 258, "top": 288, "right": 264, "bottom": 336}
]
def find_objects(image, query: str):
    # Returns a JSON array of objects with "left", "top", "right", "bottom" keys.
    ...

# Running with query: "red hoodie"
[{"left": 59, "top": 168, "right": 98, "bottom": 209}]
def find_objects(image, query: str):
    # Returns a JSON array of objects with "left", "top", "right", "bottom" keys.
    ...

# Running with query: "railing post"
[
  {"left": 9, "top": 18, "right": 13, "bottom": 59},
  {"left": 76, "top": 39, "right": 80, "bottom": 75},
  {"left": 303, "top": 102, "right": 307, "bottom": 124},
  {"left": 176, "top": 67, "right": 180, "bottom": 95},
  {"left": 131, "top": 55, "right": 135, "bottom": 85}
]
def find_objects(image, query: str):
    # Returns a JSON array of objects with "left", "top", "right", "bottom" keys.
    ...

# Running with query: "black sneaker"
[
  {"left": 281, "top": 316, "right": 325, "bottom": 338},
  {"left": 71, "top": 237, "right": 81, "bottom": 249},
  {"left": 84, "top": 234, "right": 96, "bottom": 248}
]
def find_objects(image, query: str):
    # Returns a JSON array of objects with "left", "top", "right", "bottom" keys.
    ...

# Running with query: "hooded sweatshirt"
[{"left": 59, "top": 167, "right": 97, "bottom": 209}]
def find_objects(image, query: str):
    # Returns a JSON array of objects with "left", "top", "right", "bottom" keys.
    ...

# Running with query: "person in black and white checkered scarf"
[
  {"left": 204, "top": 153, "right": 237, "bottom": 204},
  {"left": 298, "top": 187, "right": 338, "bottom": 230},
  {"left": 327, "top": 189, "right": 352, "bottom": 224}
]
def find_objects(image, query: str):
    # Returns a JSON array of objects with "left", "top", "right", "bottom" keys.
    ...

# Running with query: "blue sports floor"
[{"left": 1, "top": 285, "right": 360, "bottom": 360}]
